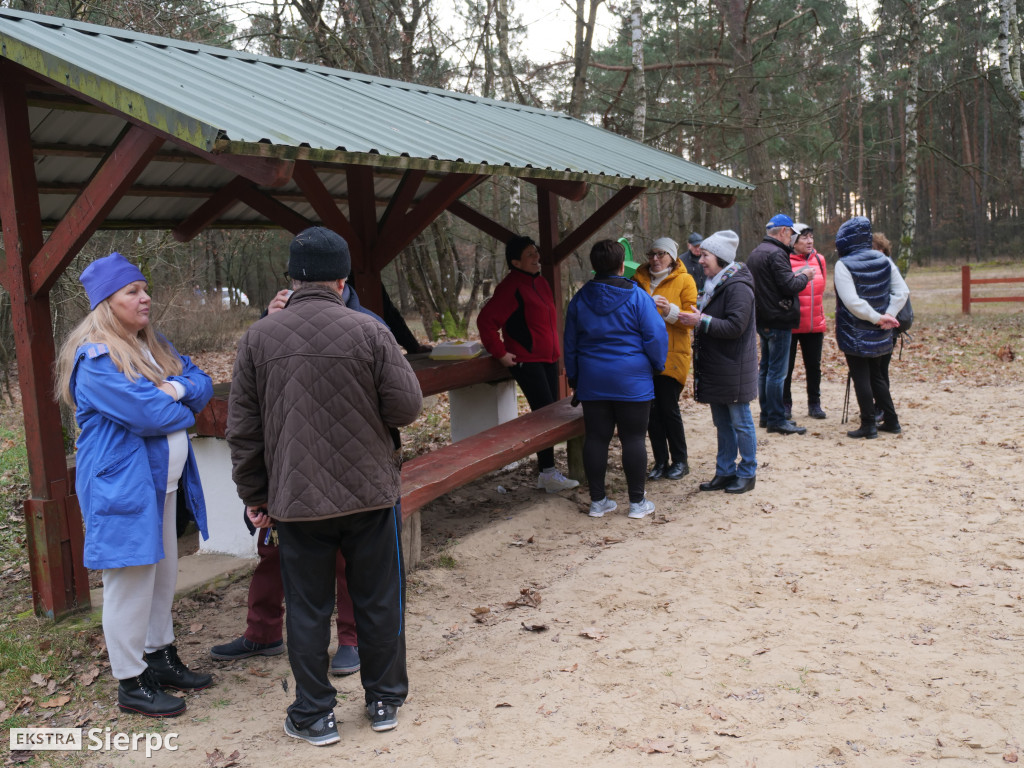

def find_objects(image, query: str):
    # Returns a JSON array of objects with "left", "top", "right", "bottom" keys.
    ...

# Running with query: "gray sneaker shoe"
[
  {"left": 284, "top": 712, "right": 340, "bottom": 746},
  {"left": 536, "top": 469, "right": 580, "bottom": 493},
  {"left": 366, "top": 700, "right": 399, "bottom": 732},
  {"left": 627, "top": 497, "right": 656, "bottom": 519},
  {"left": 588, "top": 497, "right": 617, "bottom": 518}
]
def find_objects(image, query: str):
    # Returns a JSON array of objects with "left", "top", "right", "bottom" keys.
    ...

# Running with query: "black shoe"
[
  {"left": 847, "top": 423, "right": 878, "bottom": 439},
  {"left": 330, "top": 645, "right": 360, "bottom": 676},
  {"left": 808, "top": 403, "right": 827, "bottom": 419},
  {"left": 284, "top": 712, "right": 340, "bottom": 746},
  {"left": 367, "top": 700, "right": 399, "bottom": 732},
  {"left": 648, "top": 463, "right": 666, "bottom": 480},
  {"left": 665, "top": 461, "right": 689, "bottom": 480},
  {"left": 699, "top": 474, "right": 736, "bottom": 491},
  {"left": 145, "top": 645, "right": 213, "bottom": 691},
  {"left": 878, "top": 421, "right": 902, "bottom": 434},
  {"left": 724, "top": 476, "right": 756, "bottom": 494},
  {"left": 767, "top": 421, "right": 806, "bottom": 435},
  {"left": 875, "top": 409, "right": 885, "bottom": 424},
  {"left": 118, "top": 667, "right": 186, "bottom": 718},
  {"left": 758, "top": 415, "right": 767, "bottom": 428},
  {"left": 210, "top": 636, "right": 284, "bottom": 660}
]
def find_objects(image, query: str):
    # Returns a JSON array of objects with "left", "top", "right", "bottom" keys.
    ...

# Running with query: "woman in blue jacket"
[
  {"left": 55, "top": 253, "right": 214, "bottom": 718},
  {"left": 564, "top": 240, "right": 668, "bottom": 520}
]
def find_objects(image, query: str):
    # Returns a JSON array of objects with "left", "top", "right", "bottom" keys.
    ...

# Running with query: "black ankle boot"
[
  {"left": 145, "top": 645, "right": 213, "bottom": 691},
  {"left": 847, "top": 421, "right": 878, "bottom": 439},
  {"left": 118, "top": 668, "right": 187, "bottom": 717}
]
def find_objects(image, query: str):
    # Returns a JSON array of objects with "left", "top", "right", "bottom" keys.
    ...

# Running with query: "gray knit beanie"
[{"left": 699, "top": 230, "right": 740, "bottom": 264}]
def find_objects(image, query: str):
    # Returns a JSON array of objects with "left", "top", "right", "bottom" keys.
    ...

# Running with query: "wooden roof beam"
[
  {"left": 447, "top": 200, "right": 515, "bottom": 244},
  {"left": 29, "top": 123, "right": 164, "bottom": 295},
  {"left": 525, "top": 177, "right": 588, "bottom": 202},
  {"left": 550, "top": 186, "right": 645, "bottom": 264},
  {"left": 292, "top": 160, "right": 358, "bottom": 244}
]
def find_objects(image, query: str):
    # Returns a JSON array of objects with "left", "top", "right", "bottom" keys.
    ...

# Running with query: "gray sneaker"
[
  {"left": 627, "top": 497, "right": 656, "bottom": 519},
  {"left": 588, "top": 497, "right": 617, "bottom": 518},
  {"left": 284, "top": 712, "right": 340, "bottom": 747},
  {"left": 366, "top": 700, "right": 399, "bottom": 732}
]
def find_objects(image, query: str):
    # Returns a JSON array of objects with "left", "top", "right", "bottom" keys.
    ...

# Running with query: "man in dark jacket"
[
  {"left": 746, "top": 214, "right": 814, "bottom": 435},
  {"left": 227, "top": 227, "right": 423, "bottom": 747},
  {"left": 683, "top": 232, "right": 706, "bottom": 291}
]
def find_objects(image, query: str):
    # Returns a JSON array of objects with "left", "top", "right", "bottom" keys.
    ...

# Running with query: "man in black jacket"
[{"left": 746, "top": 214, "right": 814, "bottom": 435}]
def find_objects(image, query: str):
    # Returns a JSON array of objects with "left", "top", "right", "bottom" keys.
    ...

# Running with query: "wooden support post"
[
  {"left": 346, "top": 165, "right": 384, "bottom": 315},
  {"left": 536, "top": 189, "right": 569, "bottom": 397},
  {"left": 0, "top": 68, "right": 89, "bottom": 617},
  {"left": 962, "top": 265, "right": 971, "bottom": 314}
]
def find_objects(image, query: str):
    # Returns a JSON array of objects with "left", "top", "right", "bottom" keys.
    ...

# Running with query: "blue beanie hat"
[
  {"left": 288, "top": 227, "right": 352, "bottom": 282},
  {"left": 80, "top": 253, "right": 147, "bottom": 310}
]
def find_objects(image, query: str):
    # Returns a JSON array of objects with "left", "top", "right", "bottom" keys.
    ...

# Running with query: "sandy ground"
[{"left": 80, "top": 335, "right": 1024, "bottom": 768}]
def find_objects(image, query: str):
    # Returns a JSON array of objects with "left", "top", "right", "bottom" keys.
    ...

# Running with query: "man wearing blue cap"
[{"left": 746, "top": 214, "right": 815, "bottom": 435}]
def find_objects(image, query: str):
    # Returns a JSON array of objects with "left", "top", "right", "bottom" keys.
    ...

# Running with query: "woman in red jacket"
[
  {"left": 477, "top": 235, "right": 579, "bottom": 493},
  {"left": 783, "top": 223, "right": 828, "bottom": 420}
]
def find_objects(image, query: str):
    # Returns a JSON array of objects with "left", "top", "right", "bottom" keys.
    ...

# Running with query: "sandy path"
[{"left": 94, "top": 360, "right": 1024, "bottom": 767}]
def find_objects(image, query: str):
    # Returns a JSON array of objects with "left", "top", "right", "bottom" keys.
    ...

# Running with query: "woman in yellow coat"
[{"left": 633, "top": 237, "right": 699, "bottom": 480}]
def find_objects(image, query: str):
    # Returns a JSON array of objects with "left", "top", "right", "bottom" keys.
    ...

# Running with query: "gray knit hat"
[
  {"left": 650, "top": 237, "right": 679, "bottom": 261},
  {"left": 699, "top": 230, "right": 740, "bottom": 264}
]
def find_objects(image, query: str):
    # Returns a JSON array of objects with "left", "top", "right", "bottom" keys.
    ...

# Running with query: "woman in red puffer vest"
[{"left": 783, "top": 223, "right": 828, "bottom": 419}]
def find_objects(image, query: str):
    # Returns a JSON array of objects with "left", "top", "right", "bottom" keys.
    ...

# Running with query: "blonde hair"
[{"left": 55, "top": 299, "right": 182, "bottom": 408}]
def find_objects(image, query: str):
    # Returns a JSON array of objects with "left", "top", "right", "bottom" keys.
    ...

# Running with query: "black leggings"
[
  {"left": 784, "top": 332, "right": 823, "bottom": 406},
  {"left": 846, "top": 354, "right": 897, "bottom": 425},
  {"left": 511, "top": 361, "right": 559, "bottom": 471},
  {"left": 581, "top": 399, "right": 650, "bottom": 503},
  {"left": 648, "top": 375, "right": 687, "bottom": 466}
]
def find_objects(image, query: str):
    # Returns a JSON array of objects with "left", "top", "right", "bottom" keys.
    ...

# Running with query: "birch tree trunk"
[
  {"left": 998, "top": 0, "right": 1024, "bottom": 169},
  {"left": 623, "top": 0, "right": 646, "bottom": 245},
  {"left": 897, "top": 0, "right": 921, "bottom": 276}
]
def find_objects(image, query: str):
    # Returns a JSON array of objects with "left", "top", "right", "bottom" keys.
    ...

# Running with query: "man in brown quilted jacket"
[{"left": 227, "top": 227, "right": 423, "bottom": 746}]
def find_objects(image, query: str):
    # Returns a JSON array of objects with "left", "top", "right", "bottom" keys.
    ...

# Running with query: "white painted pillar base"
[
  {"left": 449, "top": 379, "right": 518, "bottom": 442},
  {"left": 192, "top": 436, "right": 257, "bottom": 558}
]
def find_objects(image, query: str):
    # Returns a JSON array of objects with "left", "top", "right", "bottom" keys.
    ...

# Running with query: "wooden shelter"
[{"left": 0, "top": 8, "right": 751, "bottom": 618}]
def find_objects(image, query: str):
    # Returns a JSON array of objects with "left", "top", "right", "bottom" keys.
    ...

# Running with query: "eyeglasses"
[{"left": 647, "top": 250, "right": 670, "bottom": 259}]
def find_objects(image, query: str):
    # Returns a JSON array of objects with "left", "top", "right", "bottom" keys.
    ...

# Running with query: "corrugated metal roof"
[{"left": 0, "top": 7, "right": 751, "bottom": 196}]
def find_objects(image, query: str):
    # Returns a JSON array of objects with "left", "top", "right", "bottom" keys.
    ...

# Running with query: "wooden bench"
[
  {"left": 191, "top": 358, "right": 583, "bottom": 566},
  {"left": 399, "top": 396, "right": 585, "bottom": 567}
]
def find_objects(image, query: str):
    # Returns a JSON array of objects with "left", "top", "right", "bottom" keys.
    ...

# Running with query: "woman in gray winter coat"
[{"left": 678, "top": 231, "right": 758, "bottom": 494}]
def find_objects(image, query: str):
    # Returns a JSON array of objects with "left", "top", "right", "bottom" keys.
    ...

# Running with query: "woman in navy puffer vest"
[{"left": 834, "top": 217, "right": 909, "bottom": 438}]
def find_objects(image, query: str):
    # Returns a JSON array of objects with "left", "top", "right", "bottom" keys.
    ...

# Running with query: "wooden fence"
[{"left": 961, "top": 266, "right": 1024, "bottom": 314}]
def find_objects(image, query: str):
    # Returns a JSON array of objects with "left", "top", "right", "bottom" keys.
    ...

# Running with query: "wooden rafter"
[{"left": 29, "top": 124, "right": 164, "bottom": 295}]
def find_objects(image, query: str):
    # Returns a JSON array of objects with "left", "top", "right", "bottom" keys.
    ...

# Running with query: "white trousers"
[{"left": 102, "top": 491, "right": 178, "bottom": 679}]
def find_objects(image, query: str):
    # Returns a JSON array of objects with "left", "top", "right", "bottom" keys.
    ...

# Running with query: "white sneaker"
[
  {"left": 588, "top": 497, "right": 617, "bottom": 518},
  {"left": 536, "top": 469, "right": 580, "bottom": 493},
  {"left": 627, "top": 497, "right": 656, "bottom": 519}
]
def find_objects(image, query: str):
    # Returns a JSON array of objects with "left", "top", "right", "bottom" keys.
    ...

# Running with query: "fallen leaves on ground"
[
  {"left": 579, "top": 628, "right": 605, "bottom": 640},
  {"left": 205, "top": 748, "right": 241, "bottom": 768},
  {"left": 507, "top": 588, "right": 542, "bottom": 608}
]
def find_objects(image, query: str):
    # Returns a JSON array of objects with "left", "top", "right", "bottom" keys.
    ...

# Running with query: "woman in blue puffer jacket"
[
  {"left": 564, "top": 240, "right": 668, "bottom": 521},
  {"left": 55, "top": 253, "right": 214, "bottom": 718},
  {"left": 834, "top": 217, "right": 910, "bottom": 439}
]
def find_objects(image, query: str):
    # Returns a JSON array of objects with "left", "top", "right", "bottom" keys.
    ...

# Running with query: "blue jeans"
[
  {"left": 757, "top": 327, "right": 792, "bottom": 427},
  {"left": 709, "top": 402, "right": 757, "bottom": 479}
]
